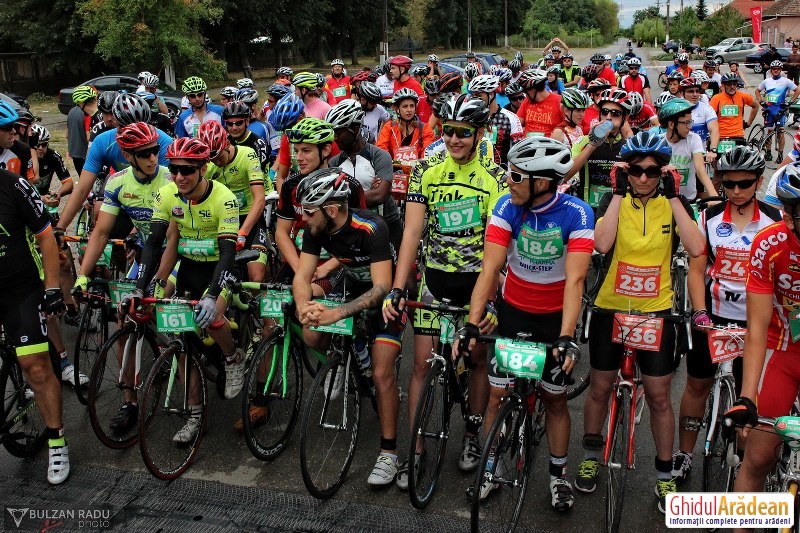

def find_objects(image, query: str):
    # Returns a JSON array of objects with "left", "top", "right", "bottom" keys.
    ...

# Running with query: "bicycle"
[
  {"left": 747, "top": 103, "right": 795, "bottom": 169},
  {"left": 469, "top": 332, "right": 548, "bottom": 533},
  {"left": 402, "top": 299, "right": 471, "bottom": 509},
  {"left": 570, "top": 251, "right": 606, "bottom": 401}
]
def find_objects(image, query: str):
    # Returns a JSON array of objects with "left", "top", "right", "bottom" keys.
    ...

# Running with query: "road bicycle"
[
  {"left": 747, "top": 103, "right": 795, "bottom": 170},
  {"left": 569, "top": 251, "right": 606, "bottom": 401}
]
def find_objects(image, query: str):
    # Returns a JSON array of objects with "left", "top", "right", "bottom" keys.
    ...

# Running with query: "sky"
[{"left": 617, "top": 0, "right": 733, "bottom": 27}]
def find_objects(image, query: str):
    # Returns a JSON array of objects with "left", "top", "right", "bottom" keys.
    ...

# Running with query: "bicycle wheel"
[
  {"left": 702, "top": 377, "right": 736, "bottom": 493},
  {"left": 138, "top": 344, "right": 208, "bottom": 480},
  {"left": 606, "top": 388, "right": 632, "bottom": 533},
  {"left": 0, "top": 353, "right": 46, "bottom": 458},
  {"left": 671, "top": 264, "right": 690, "bottom": 362},
  {"left": 470, "top": 396, "right": 531, "bottom": 533},
  {"left": 73, "top": 298, "right": 109, "bottom": 405},
  {"left": 408, "top": 358, "right": 449, "bottom": 509},
  {"left": 87, "top": 324, "right": 160, "bottom": 449},
  {"left": 299, "top": 352, "right": 361, "bottom": 499},
  {"left": 747, "top": 124, "right": 765, "bottom": 148},
  {"left": 569, "top": 296, "right": 593, "bottom": 401},
  {"left": 242, "top": 333, "right": 303, "bottom": 460},
  {"left": 763, "top": 128, "right": 794, "bottom": 170},
  {"left": 657, "top": 72, "right": 667, "bottom": 89}
]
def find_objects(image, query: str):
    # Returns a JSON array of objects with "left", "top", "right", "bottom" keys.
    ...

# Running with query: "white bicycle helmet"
[
  {"left": 468, "top": 74, "right": 500, "bottom": 94},
  {"left": 325, "top": 99, "right": 365, "bottom": 129},
  {"left": 507, "top": 136, "right": 573, "bottom": 180},
  {"left": 297, "top": 168, "right": 351, "bottom": 206}
]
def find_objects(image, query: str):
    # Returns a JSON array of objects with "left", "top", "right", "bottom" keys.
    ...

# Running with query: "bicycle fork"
[
  {"left": 604, "top": 350, "right": 641, "bottom": 470},
  {"left": 319, "top": 353, "right": 352, "bottom": 431}
]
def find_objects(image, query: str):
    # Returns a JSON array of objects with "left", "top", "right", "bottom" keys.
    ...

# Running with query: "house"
[
  {"left": 762, "top": 0, "right": 800, "bottom": 45},
  {"left": 727, "top": 0, "right": 774, "bottom": 20}
]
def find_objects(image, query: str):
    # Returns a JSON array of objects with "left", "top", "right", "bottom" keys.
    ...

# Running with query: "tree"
[
  {"left": 595, "top": 0, "right": 620, "bottom": 38},
  {"left": 670, "top": 8, "right": 700, "bottom": 47},
  {"left": 633, "top": 17, "right": 666, "bottom": 45},
  {"left": 633, "top": 6, "right": 663, "bottom": 27},
  {"left": 696, "top": 0, "right": 708, "bottom": 21},
  {"left": 700, "top": 5, "right": 745, "bottom": 47},
  {"left": 79, "top": 0, "right": 225, "bottom": 79}
]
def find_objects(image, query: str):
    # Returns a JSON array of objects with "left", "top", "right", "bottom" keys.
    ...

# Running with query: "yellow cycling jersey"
[
  {"left": 594, "top": 192, "right": 694, "bottom": 312},
  {"left": 205, "top": 145, "right": 270, "bottom": 215}
]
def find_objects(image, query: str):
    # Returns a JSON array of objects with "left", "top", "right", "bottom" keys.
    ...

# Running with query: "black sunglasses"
[
  {"left": 721, "top": 178, "right": 758, "bottom": 190},
  {"left": 36, "top": 142, "right": 49, "bottom": 148},
  {"left": 133, "top": 145, "right": 160, "bottom": 159},
  {"left": 627, "top": 164, "right": 662, "bottom": 179},
  {"left": 600, "top": 108, "right": 624, "bottom": 118},
  {"left": 186, "top": 92, "right": 205, "bottom": 98},
  {"left": 168, "top": 164, "right": 200, "bottom": 176},
  {"left": 226, "top": 119, "right": 246, "bottom": 127},
  {"left": 510, "top": 95, "right": 525, "bottom": 101}
]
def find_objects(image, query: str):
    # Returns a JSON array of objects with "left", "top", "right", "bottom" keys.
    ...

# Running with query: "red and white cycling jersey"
[{"left": 747, "top": 221, "right": 800, "bottom": 353}]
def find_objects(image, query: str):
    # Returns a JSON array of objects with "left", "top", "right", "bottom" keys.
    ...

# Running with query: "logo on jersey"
[
  {"left": 717, "top": 223, "right": 733, "bottom": 237},
  {"left": 122, "top": 192, "right": 140, "bottom": 199},
  {"left": 172, "top": 206, "right": 184, "bottom": 218},
  {"left": 790, "top": 264, "right": 800, "bottom": 273},
  {"left": 545, "top": 221, "right": 557, "bottom": 229}
]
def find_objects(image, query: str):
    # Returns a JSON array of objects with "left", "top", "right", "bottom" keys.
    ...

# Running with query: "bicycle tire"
[
  {"left": 242, "top": 334, "right": 303, "bottom": 460},
  {"left": 470, "top": 396, "right": 531, "bottom": 533},
  {"left": 762, "top": 128, "right": 794, "bottom": 170},
  {"left": 73, "top": 299, "right": 109, "bottom": 405},
  {"left": 408, "top": 358, "right": 449, "bottom": 509},
  {"left": 0, "top": 352, "right": 47, "bottom": 458},
  {"left": 87, "top": 323, "right": 160, "bottom": 450},
  {"left": 702, "top": 377, "right": 736, "bottom": 493},
  {"left": 606, "top": 388, "right": 631, "bottom": 533},
  {"left": 747, "top": 124, "right": 765, "bottom": 148},
  {"left": 671, "top": 263, "right": 690, "bottom": 362},
  {"left": 658, "top": 72, "right": 667, "bottom": 89},
  {"left": 138, "top": 344, "right": 208, "bottom": 480}
]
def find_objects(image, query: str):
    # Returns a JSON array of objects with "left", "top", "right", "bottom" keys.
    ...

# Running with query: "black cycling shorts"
[
  {"left": 240, "top": 214, "right": 268, "bottom": 253},
  {"left": 0, "top": 283, "right": 49, "bottom": 357},
  {"left": 412, "top": 268, "right": 480, "bottom": 336},
  {"left": 175, "top": 257, "right": 218, "bottom": 300},
  {"left": 686, "top": 313, "right": 745, "bottom": 381}
]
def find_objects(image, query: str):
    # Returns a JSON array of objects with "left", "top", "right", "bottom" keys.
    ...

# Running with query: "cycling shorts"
[
  {"left": 239, "top": 214, "right": 268, "bottom": 253},
  {"left": 489, "top": 299, "right": 567, "bottom": 394},
  {"left": 588, "top": 308, "right": 676, "bottom": 377},
  {"left": 686, "top": 314, "right": 745, "bottom": 380},
  {"left": 757, "top": 349, "right": 800, "bottom": 419},
  {"left": 175, "top": 257, "right": 217, "bottom": 300},
  {"left": 765, "top": 107, "right": 787, "bottom": 128},
  {"left": 0, "top": 283, "right": 49, "bottom": 357},
  {"left": 412, "top": 268, "right": 480, "bottom": 336}
]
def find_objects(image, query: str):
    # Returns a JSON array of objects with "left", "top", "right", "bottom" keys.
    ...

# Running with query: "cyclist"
[
  {"left": 411, "top": 64, "right": 429, "bottom": 86},
  {"left": 175, "top": 76, "right": 224, "bottom": 138},
  {"left": 672, "top": 146, "right": 781, "bottom": 486},
  {"left": 389, "top": 55, "right": 424, "bottom": 97},
  {"left": 509, "top": 59, "right": 523, "bottom": 83},
  {"left": 702, "top": 60, "right": 723, "bottom": 98},
  {"left": 139, "top": 72, "right": 169, "bottom": 115},
  {"left": 273, "top": 95, "right": 317, "bottom": 191},
  {"left": 66, "top": 85, "right": 98, "bottom": 175},
  {"left": 91, "top": 91, "right": 117, "bottom": 141},
  {"left": 663, "top": 71, "right": 684, "bottom": 98},
  {"left": 575, "top": 131, "right": 704, "bottom": 512},
  {"left": 418, "top": 77, "right": 439, "bottom": 124},
  {"left": 545, "top": 66, "right": 564, "bottom": 94},
  {"left": 0, "top": 164, "right": 70, "bottom": 484},
  {"left": 550, "top": 87, "right": 589, "bottom": 149},
  {"left": 580, "top": 78, "right": 612, "bottom": 133},
  {"left": 676, "top": 53, "right": 694, "bottom": 79},
  {"left": 219, "top": 86, "right": 237, "bottom": 107},
  {"left": 619, "top": 57, "right": 652, "bottom": 103},
  {"left": 428, "top": 72, "right": 464, "bottom": 133},
  {"left": 326, "top": 59, "right": 351, "bottom": 104},
  {"left": 504, "top": 82, "right": 525, "bottom": 114},
  {"left": 665, "top": 54, "right": 681, "bottom": 76},
  {"left": 375, "top": 61, "right": 395, "bottom": 100},
  {"left": 494, "top": 68, "right": 512, "bottom": 109},
  {"left": 262, "top": 83, "right": 292, "bottom": 122},
  {"left": 30, "top": 125, "right": 73, "bottom": 207},
  {"left": 658, "top": 97, "right": 715, "bottom": 200},
  {"left": 326, "top": 100, "right": 403, "bottom": 249},
  {"left": 728, "top": 61, "right": 748, "bottom": 89},
  {"left": 464, "top": 63, "right": 481, "bottom": 91},
  {"left": 383, "top": 94, "right": 507, "bottom": 488},
  {"left": 468, "top": 74, "right": 523, "bottom": 165},
  {"left": 357, "top": 81, "right": 391, "bottom": 144},
  {"left": 293, "top": 72, "right": 332, "bottom": 120},
  {"left": 276, "top": 66, "right": 294, "bottom": 86},
  {"left": 723, "top": 166, "right": 800, "bottom": 518},
  {"left": 427, "top": 54, "right": 443, "bottom": 78},
  {"left": 516, "top": 69, "right": 564, "bottom": 137},
  {"left": 709, "top": 72, "right": 759, "bottom": 156},
  {"left": 679, "top": 77, "right": 721, "bottom": 166},
  {"left": 756, "top": 60, "right": 800, "bottom": 158},
  {"left": 233, "top": 88, "right": 274, "bottom": 148},
  {"left": 350, "top": 70, "right": 378, "bottom": 105},
  {"left": 376, "top": 88, "right": 435, "bottom": 164},
  {"left": 693, "top": 71, "right": 713, "bottom": 104},
  {"left": 134, "top": 89, "right": 173, "bottom": 135},
  {"left": 456, "top": 136, "right": 594, "bottom": 509},
  {"left": 223, "top": 101, "right": 271, "bottom": 172},
  {"left": 237, "top": 78, "right": 254, "bottom": 89},
  {"left": 625, "top": 91, "right": 658, "bottom": 133}
]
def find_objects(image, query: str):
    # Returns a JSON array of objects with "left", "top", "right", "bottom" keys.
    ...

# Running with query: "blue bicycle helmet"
[
  {"left": 0, "top": 101, "right": 19, "bottom": 127},
  {"left": 268, "top": 94, "right": 305, "bottom": 132},
  {"left": 620, "top": 131, "right": 672, "bottom": 166},
  {"left": 265, "top": 83, "right": 292, "bottom": 100},
  {"left": 776, "top": 165, "right": 800, "bottom": 206}
]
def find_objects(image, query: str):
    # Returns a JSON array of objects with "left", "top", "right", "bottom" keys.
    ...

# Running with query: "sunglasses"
[
  {"left": 301, "top": 206, "right": 320, "bottom": 216},
  {"left": 187, "top": 92, "right": 205, "bottom": 99},
  {"left": 442, "top": 125, "right": 476, "bottom": 139},
  {"left": 133, "top": 145, "right": 160, "bottom": 159},
  {"left": 510, "top": 96, "right": 525, "bottom": 102},
  {"left": 36, "top": 142, "right": 49, "bottom": 148},
  {"left": 505, "top": 168, "right": 530, "bottom": 184},
  {"left": 600, "top": 108, "right": 624, "bottom": 118},
  {"left": 168, "top": 164, "right": 200, "bottom": 176},
  {"left": 721, "top": 178, "right": 758, "bottom": 190},
  {"left": 226, "top": 119, "right": 246, "bottom": 127},
  {"left": 627, "top": 164, "right": 662, "bottom": 179}
]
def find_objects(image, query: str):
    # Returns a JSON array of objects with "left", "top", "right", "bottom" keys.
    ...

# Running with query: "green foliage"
[
  {"left": 696, "top": 0, "right": 708, "bottom": 21},
  {"left": 594, "top": 0, "right": 620, "bottom": 38},
  {"left": 670, "top": 8, "right": 700, "bottom": 46},
  {"left": 699, "top": 5, "right": 745, "bottom": 46},
  {"left": 633, "top": 7, "right": 663, "bottom": 26},
  {"left": 633, "top": 18, "right": 666, "bottom": 45},
  {"left": 521, "top": 0, "right": 616, "bottom": 40}
]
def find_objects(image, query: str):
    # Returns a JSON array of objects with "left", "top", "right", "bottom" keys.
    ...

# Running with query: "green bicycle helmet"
[
  {"left": 561, "top": 88, "right": 590, "bottom": 110},
  {"left": 181, "top": 76, "right": 207, "bottom": 94},
  {"left": 292, "top": 72, "right": 320, "bottom": 90},
  {"left": 72, "top": 85, "right": 98, "bottom": 105},
  {"left": 657, "top": 97, "right": 693, "bottom": 125},
  {"left": 285, "top": 117, "right": 335, "bottom": 144}
]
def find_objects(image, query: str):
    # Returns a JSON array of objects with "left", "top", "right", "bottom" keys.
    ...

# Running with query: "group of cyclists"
[{"left": 1, "top": 42, "right": 800, "bottom": 531}]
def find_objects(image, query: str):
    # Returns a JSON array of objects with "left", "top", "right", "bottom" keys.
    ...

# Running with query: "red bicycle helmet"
[
  {"left": 167, "top": 137, "right": 211, "bottom": 162},
  {"left": 351, "top": 70, "right": 374, "bottom": 84},
  {"left": 597, "top": 88, "right": 628, "bottom": 109},
  {"left": 388, "top": 55, "right": 413, "bottom": 69},
  {"left": 197, "top": 121, "right": 229, "bottom": 158},
  {"left": 116, "top": 122, "right": 159, "bottom": 151},
  {"left": 679, "top": 77, "right": 700, "bottom": 89}
]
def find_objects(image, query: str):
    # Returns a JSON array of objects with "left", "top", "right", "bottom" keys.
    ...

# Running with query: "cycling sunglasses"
[
  {"left": 442, "top": 125, "right": 476, "bottom": 139},
  {"left": 721, "top": 178, "right": 758, "bottom": 190},
  {"left": 600, "top": 107, "right": 624, "bottom": 118},
  {"left": 510, "top": 95, "right": 525, "bottom": 102},
  {"left": 36, "top": 142, "right": 49, "bottom": 148},
  {"left": 186, "top": 92, "right": 205, "bottom": 99},
  {"left": 502, "top": 167, "right": 530, "bottom": 184},
  {"left": 168, "top": 164, "right": 201, "bottom": 176},
  {"left": 133, "top": 145, "right": 160, "bottom": 159},
  {"left": 627, "top": 164, "right": 662, "bottom": 179},
  {"left": 226, "top": 119, "right": 246, "bottom": 127}
]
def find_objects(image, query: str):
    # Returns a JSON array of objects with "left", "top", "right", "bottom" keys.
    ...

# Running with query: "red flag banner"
[{"left": 751, "top": 7, "right": 762, "bottom": 42}]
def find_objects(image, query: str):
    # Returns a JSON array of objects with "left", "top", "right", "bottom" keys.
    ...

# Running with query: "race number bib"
[
  {"left": 790, "top": 308, "right": 800, "bottom": 343},
  {"left": 526, "top": 131, "right": 545, "bottom": 138},
  {"left": 615, "top": 262, "right": 660, "bottom": 298},
  {"left": 310, "top": 300, "right": 354, "bottom": 335},
  {"left": 156, "top": 303, "right": 196, "bottom": 333},
  {"left": 260, "top": 290, "right": 292, "bottom": 319},
  {"left": 435, "top": 197, "right": 481, "bottom": 233},
  {"left": 332, "top": 87, "right": 347, "bottom": 98},
  {"left": 394, "top": 145, "right": 418, "bottom": 163},
  {"left": 766, "top": 93, "right": 780, "bottom": 104},
  {"left": 720, "top": 105, "right": 739, "bottom": 117},
  {"left": 108, "top": 281, "right": 137, "bottom": 307},
  {"left": 234, "top": 190, "right": 247, "bottom": 209},
  {"left": 707, "top": 328, "right": 746, "bottom": 363},
  {"left": 494, "top": 338, "right": 547, "bottom": 380},
  {"left": 588, "top": 184, "right": 611, "bottom": 208},
  {"left": 178, "top": 239, "right": 215, "bottom": 257},
  {"left": 611, "top": 313, "right": 664, "bottom": 351},
  {"left": 517, "top": 226, "right": 563, "bottom": 261},
  {"left": 717, "top": 140, "right": 737, "bottom": 154},
  {"left": 678, "top": 167, "right": 690, "bottom": 187},
  {"left": 713, "top": 247, "right": 748, "bottom": 282}
]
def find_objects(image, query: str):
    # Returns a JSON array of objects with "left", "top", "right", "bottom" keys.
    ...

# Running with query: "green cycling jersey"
[{"left": 204, "top": 145, "right": 271, "bottom": 215}]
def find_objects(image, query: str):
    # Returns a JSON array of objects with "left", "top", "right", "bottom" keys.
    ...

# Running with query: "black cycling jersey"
[
  {"left": 231, "top": 130, "right": 271, "bottom": 171},
  {"left": 36, "top": 148, "right": 71, "bottom": 196},
  {"left": 0, "top": 169, "right": 50, "bottom": 287},
  {"left": 0, "top": 141, "right": 33, "bottom": 180}
]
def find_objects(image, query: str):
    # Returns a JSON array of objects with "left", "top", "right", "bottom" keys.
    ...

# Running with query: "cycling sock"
[
  {"left": 380, "top": 437, "right": 397, "bottom": 452},
  {"left": 655, "top": 457, "right": 672, "bottom": 480},
  {"left": 45, "top": 426, "right": 65, "bottom": 447},
  {"left": 465, "top": 413, "right": 483, "bottom": 435},
  {"left": 582, "top": 433, "right": 604, "bottom": 461},
  {"left": 549, "top": 454, "right": 568, "bottom": 481},
  {"left": 59, "top": 352, "right": 69, "bottom": 369}
]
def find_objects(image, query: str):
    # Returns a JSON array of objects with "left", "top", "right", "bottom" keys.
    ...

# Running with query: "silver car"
[{"left": 711, "top": 42, "right": 770, "bottom": 65}]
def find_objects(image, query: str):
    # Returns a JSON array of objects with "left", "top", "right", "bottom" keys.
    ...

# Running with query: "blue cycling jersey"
[
  {"left": 174, "top": 104, "right": 225, "bottom": 138},
  {"left": 83, "top": 128, "right": 172, "bottom": 176}
]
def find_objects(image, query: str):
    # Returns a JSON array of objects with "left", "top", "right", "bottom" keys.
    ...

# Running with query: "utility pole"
[
  {"left": 665, "top": 0, "right": 671, "bottom": 42},
  {"left": 504, "top": 0, "right": 508, "bottom": 48},
  {"left": 382, "top": 0, "right": 388, "bottom": 63},
  {"left": 468, "top": 0, "right": 472, "bottom": 52}
]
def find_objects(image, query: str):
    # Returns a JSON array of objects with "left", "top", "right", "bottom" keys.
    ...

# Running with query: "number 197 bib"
[{"left": 436, "top": 197, "right": 481, "bottom": 233}]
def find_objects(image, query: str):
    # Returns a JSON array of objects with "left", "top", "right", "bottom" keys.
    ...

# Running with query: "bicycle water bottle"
[
  {"left": 355, "top": 338, "right": 372, "bottom": 377},
  {"left": 76, "top": 220, "right": 86, "bottom": 237}
]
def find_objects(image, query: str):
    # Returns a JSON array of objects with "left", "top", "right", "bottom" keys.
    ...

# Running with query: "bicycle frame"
[{"left": 603, "top": 347, "right": 641, "bottom": 470}]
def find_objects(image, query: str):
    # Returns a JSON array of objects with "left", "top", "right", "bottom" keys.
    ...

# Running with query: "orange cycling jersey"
[
  {"left": 709, "top": 90, "right": 754, "bottom": 139},
  {"left": 376, "top": 120, "right": 436, "bottom": 162}
]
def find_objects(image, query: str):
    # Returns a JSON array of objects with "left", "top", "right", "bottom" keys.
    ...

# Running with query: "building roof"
[
  {"left": 726, "top": 0, "right": 774, "bottom": 20},
  {"left": 763, "top": 0, "right": 800, "bottom": 17}
]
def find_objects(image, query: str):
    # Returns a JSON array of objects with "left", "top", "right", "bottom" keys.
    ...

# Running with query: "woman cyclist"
[{"left": 551, "top": 88, "right": 590, "bottom": 148}]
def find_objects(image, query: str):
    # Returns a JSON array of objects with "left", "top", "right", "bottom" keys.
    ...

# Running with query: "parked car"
[
  {"left": 0, "top": 92, "right": 28, "bottom": 112},
  {"left": 58, "top": 75, "right": 183, "bottom": 115},
  {"left": 662, "top": 40, "right": 702, "bottom": 54},
  {"left": 711, "top": 42, "right": 770, "bottom": 64},
  {"left": 442, "top": 52, "right": 504, "bottom": 73},
  {"left": 705, "top": 37, "right": 755, "bottom": 59},
  {"left": 411, "top": 61, "right": 464, "bottom": 77},
  {"left": 744, "top": 47, "right": 791, "bottom": 73}
]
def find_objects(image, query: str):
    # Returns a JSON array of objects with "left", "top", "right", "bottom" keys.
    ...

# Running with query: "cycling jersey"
[
  {"left": 0, "top": 170, "right": 49, "bottom": 287},
  {"left": 247, "top": 119, "right": 278, "bottom": 151},
  {"left": 151, "top": 180, "right": 239, "bottom": 262},
  {"left": 552, "top": 121, "right": 583, "bottom": 148},
  {"left": 747, "top": 221, "right": 800, "bottom": 354},
  {"left": 0, "top": 141, "right": 34, "bottom": 180},
  {"left": 559, "top": 66, "right": 581, "bottom": 84},
  {"left": 174, "top": 104, "right": 225, "bottom": 138},
  {"left": 594, "top": 192, "right": 694, "bottom": 312},
  {"left": 407, "top": 153, "right": 507, "bottom": 273},
  {"left": 666, "top": 132, "right": 705, "bottom": 200},
  {"left": 205, "top": 145, "right": 270, "bottom": 215},
  {"left": 35, "top": 149, "right": 71, "bottom": 196},
  {"left": 302, "top": 98, "right": 332, "bottom": 120},
  {"left": 231, "top": 130, "right": 271, "bottom": 171},
  {"left": 758, "top": 76, "right": 798, "bottom": 106},
  {"left": 700, "top": 200, "right": 782, "bottom": 320},
  {"left": 495, "top": 92, "right": 510, "bottom": 110},
  {"left": 376, "top": 74, "right": 395, "bottom": 99},
  {"left": 581, "top": 106, "right": 600, "bottom": 134},
  {"left": 363, "top": 105, "right": 391, "bottom": 144},
  {"left": 329, "top": 143, "right": 400, "bottom": 223},
  {"left": 101, "top": 165, "right": 172, "bottom": 244},
  {"left": 486, "top": 108, "right": 524, "bottom": 165},
  {"left": 516, "top": 92, "right": 563, "bottom": 137},
  {"left": 376, "top": 120, "right": 435, "bottom": 163},
  {"left": 325, "top": 75, "right": 352, "bottom": 103},
  {"left": 618, "top": 73, "right": 651, "bottom": 96},
  {"left": 393, "top": 77, "right": 425, "bottom": 98},
  {"left": 417, "top": 98, "right": 433, "bottom": 124},
  {"left": 571, "top": 132, "right": 626, "bottom": 208},
  {"left": 690, "top": 101, "right": 718, "bottom": 142},
  {"left": 764, "top": 163, "right": 800, "bottom": 208},
  {"left": 665, "top": 64, "right": 680, "bottom": 75},
  {"left": 709, "top": 90, "right": 755, "bottom": 139},
  {"left": 628, "top": 102, "right": 657, "bottom": 131},
  {"left": 84, "top": 127, "right": 171, "bottom": 175},
  {"left": 486, "top": 192, "right": 594, "bottom": 313}
]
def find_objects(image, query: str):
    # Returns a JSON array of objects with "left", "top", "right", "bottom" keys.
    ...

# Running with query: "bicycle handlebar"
[
  {"left": 62, "top": 235, "right": 127, "bottom": 245},
  {"left": 404, "top": 300, "right": 470, "bottom": 316},
  {"left": 229, "top": 281, "right": 293, "bottom": 293}
]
